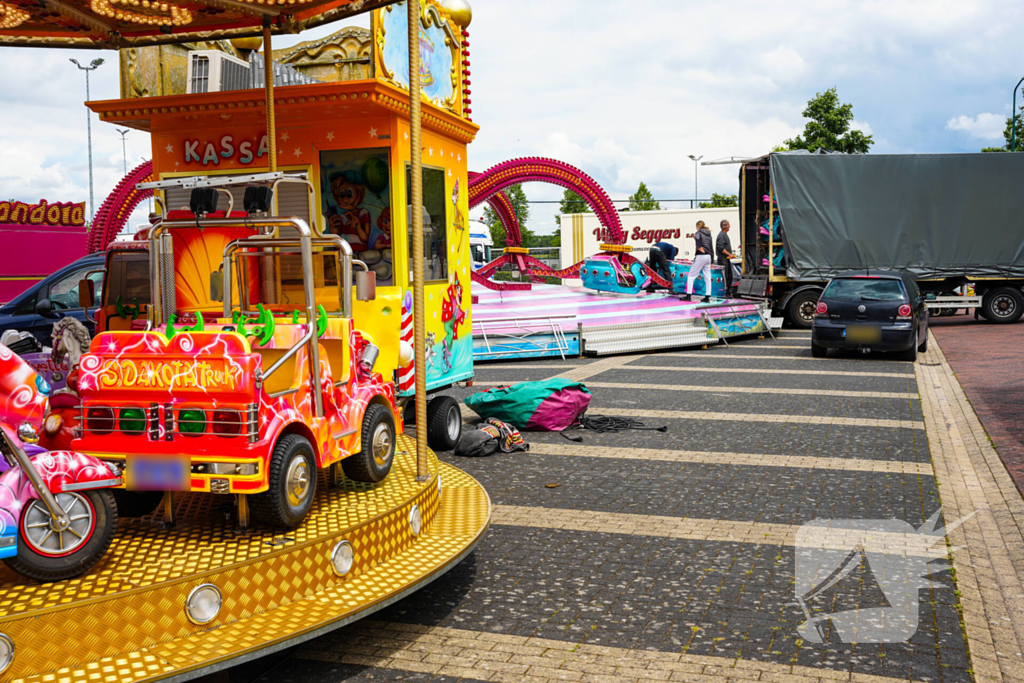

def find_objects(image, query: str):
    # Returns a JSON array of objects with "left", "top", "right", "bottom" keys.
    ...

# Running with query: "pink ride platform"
[{"left": 472, "top": 283, "right": 777, "bottom": 360}]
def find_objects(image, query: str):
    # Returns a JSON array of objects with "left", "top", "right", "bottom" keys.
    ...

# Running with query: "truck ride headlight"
[
  {"left": 0, "top": 633, "right": 13, "bottom": 674},
  {"left": 359, "top": 344, "right": 380, "bottom": 374},
  {"left": 330, "top": 540, "right": 354, "bottom": 576}
]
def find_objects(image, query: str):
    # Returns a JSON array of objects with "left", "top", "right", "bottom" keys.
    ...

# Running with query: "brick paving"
[
  {"left": 929, "top": 314, "right": 1024, "bottom": 494},
  {"left": 199, "top": 328, "right": 1024, "bottom": 683}
]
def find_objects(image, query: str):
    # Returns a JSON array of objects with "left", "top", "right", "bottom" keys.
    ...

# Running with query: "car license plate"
[
  {"left": 844, "top": 325, "right": 881, "bottom": 343},
  {"left": 127, "top": 456, "right": 190, "bottom": 491}
]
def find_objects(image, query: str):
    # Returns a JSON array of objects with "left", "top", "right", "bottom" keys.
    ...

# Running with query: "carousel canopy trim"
[{"left": 0, "top": 0, "right": 398, "bottom": 49}]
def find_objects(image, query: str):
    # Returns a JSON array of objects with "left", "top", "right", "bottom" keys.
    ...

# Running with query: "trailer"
[{"left": 738, "top": 152, "right": 1024, "bottom": 327}]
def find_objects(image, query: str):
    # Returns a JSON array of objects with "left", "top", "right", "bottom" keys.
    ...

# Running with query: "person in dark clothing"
[
  {"left": 716, "top": 220, "right": 737, "bottom": 297},
  {"left": 684, "top": 221, "right": 714, "bottom": 302},
  {"left": 647, "top": 240, "right": 677, "bottom": 286}
]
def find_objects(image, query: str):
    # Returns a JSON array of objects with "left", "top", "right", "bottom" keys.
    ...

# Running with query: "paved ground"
[
  {"left": 930, "top": 314, "right": 1024, "bottom": 493},
  {"left": 202, "top": 327, "right": 1024, "bottom": 683}
]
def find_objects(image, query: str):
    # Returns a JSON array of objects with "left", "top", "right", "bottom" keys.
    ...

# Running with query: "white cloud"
[{"left": 945, "top": 113, "right": 1007, "bottom": 140}]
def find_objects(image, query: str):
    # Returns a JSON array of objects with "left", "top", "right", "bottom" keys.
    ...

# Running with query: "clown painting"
[{"left": 320, "top": 148, "right": 394, "bottom": 285}]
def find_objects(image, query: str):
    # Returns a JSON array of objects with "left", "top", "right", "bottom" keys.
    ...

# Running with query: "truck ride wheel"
[
  {"left": 981, "top": 287, "right": 1024, "bottom": 324},
  {"left": 251, "top": 434, "right": 317, "bottom": 528},
  {"left": 342, "top": 404, "right": 396, "bottom": 483},
  {"left": 4, "top": 489, "right": 117, "bottom": 583},
  {"left": 787, "top": 291, "right": 819, "bottom": 329},
  {"left": 427, "top": 396, "right": 462, "bottom": 451}
]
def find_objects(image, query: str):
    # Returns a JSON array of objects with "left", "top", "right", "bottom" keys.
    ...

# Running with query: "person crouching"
[
  {"left": 646, "top": 240, "right": 677, "bottom": 290},
  {"left": 683, "top": 220, "right": 713, "bottom": 302}
]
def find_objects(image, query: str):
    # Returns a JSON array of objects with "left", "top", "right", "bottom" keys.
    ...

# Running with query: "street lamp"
[
  {"left": 69, "top": 57, "right": 105, "bottom": 224},
  {"left": 688, "top": 154, "right": 703, "bottom": 208},
  {"left": 116, "top": 129, "right": 130, "bottom": 175},
  {"left": 1013, "top": 76, "right": 1024, "bottom": 153}
]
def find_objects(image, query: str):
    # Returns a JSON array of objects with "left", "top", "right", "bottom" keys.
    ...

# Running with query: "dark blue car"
[
  {"left": 0, "top": 253, "right": 106, "bottom": 347},
  {"left": 811, "top": 270, "right": 929, "bottom": 361}
]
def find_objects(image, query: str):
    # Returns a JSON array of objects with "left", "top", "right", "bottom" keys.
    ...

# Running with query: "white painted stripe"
[
  {"left": 525, "top": 442, "right": 932, "bottom": 475},
  {"left": 624, "top": 364, "right": 913, "bottom": 378},
  {"left": 472, "top": 380, "right": 918, "bottom": 400}
]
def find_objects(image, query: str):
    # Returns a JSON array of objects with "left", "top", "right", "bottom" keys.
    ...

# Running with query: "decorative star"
[
  {"left": 428, "top": 148, "right": 434, "bottom": 156},
  {"left": 448, "top": 169, "right": 453, "bottom": 177},
  {"left": 165, "top": 143, "right": 173, "bottom": 153},
  {"left": 404, "top": 132, "right": 409, "bottom": 140},
  {"left": 457, "top": 153, "right": 461, "bottom": 162},
  {"left": 281, "top": 132, "right": 290, "bottom": 141},
  {"left": 294, "top": 147, "right": 302, "bottom": 157},
  {"left": 326, "top": 131, "right": 335, "bottom": 141},
  {"left": 369, "top": 126, "right": 378, "bottom": 138}
]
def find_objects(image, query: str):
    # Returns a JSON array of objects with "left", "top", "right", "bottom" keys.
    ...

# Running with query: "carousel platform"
[
  {"left": 0, "top": 438, "right": 490, "bottom": 683},
  {"left": 472, "top": 283, "right": 782, "bottom": 360}
]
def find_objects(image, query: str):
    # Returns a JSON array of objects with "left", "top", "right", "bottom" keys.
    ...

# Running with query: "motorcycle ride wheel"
[
  {"left": 251, "top": 434, "right": 317, "bottom": 528},
  {"left": 342, "top": 404, "right": 396, "bottom": 483},
  {"left": 4, "top": 489, "right": 117, "bottom": 583}
]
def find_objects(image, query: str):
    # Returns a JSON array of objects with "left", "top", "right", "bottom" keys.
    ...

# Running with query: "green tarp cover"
[{"left": 769, "top": 152, "right": 1024, "bottom": 281}]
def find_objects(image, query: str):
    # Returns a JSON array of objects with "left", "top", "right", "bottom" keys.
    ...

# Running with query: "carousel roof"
[{"left": 0, "top": 0, "right": 398, "bottom": 49}]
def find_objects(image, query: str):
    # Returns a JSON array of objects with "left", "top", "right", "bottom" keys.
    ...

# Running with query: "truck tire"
[
  {"left": 342, "top": 404, "right": 396, "bottom": 483},
  {"left": 981, "top": 287, "right": 1024, "bottom": 324},
  {"left": 786, "top": 291, "right": 820, "bottom": 329},
  {"left": 4, "top": 489, "right": 117, "bottom": 583},
  {"left": 427, "top": 396, "right": 462, "bottom": 451},
  {"left": 251, "top": 434, "right": 317, "bottom": 528}
]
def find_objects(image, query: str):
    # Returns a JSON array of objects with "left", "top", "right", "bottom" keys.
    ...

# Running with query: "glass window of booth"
[
  {"left": 405, "top": 165, "right": 448, "bottom": 283},
  {"left": 319, "top": 148, "right": 393, "bottom": 287}
]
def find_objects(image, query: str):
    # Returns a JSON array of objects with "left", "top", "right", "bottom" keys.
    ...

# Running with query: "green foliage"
[
  {"left": 783, "top": 87, "right": 874, "bottom": 154},
  {"left": 555, "top": 189, "right": 590, "bottom": 226},
  {"left": 698, "top": 193, "right": 739, "bottom": 208},
  {"left": 532, "top": 233, "right": 561, "bottom": 248},
  {"left": 627, "top": 182, "right": 661, "bottom": 212},
  {"left": 482, "top": 184, "right": 532, "bottom": 248}
]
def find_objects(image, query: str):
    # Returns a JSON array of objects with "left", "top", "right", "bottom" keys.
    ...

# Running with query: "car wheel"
[
  {"left": 901, "top": 332, "right": 918, "bottom": 362},
  {"left": 811, "top": 342, "right": 827, "bottom": 358},
  {"left": 427, "top": 396, "right": 462, "bottom": 451},
  {"left": 918, "top": 333, "right": 928, "bottom": 353},
  {"left": 786, "top": 291, "right": 819, "bottom": 329},
  {"left": 342, "top": 404, "right": 396, "bottom": 483},
  {"left": 981, "top": 287, "right": 1024, "bottom": 324},
  {"left": 251, "top": 434, "right": 317, "bottom": 528}
]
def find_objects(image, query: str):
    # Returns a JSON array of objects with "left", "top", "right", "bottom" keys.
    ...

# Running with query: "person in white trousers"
[{"left": 683, "top": 220, "right": 714, "bottom": 302}]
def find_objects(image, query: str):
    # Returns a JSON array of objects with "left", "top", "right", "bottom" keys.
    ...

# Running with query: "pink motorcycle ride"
[{"left": 0, "top": 343, "right": 120, "bottom": 583}]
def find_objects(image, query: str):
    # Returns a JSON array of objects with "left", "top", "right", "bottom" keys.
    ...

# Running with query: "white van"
[{"left": 468, "top": 220, "right": 494, "bottom": 271}]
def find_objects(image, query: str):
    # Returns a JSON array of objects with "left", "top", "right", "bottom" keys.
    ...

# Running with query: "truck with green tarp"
[{"left": 738, "top": 151, "right": 1024, "bottom": 327}]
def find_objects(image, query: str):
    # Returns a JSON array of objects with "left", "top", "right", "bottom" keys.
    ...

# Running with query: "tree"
[
  {"left": 783, "top": 87, "right": 874, "bottom": 154},
  {"left": 554, "top": 188, "right": 589, "bottom": 226},
  {"left": 698, "top": 193, "right": 738, "bottom": 208},
  {"left": 981, "top": 97, "right": 1024, "bottom": 152},
  {"left": 482, "top": 184, "right": 532, "bottom": 248},
  {"left": 627, "top": 182, "right": 661, "bottom": 212}
]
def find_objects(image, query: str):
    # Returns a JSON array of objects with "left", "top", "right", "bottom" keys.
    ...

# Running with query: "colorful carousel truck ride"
[{"left": 70, "top": 191, "right": 415, "bottom": 529}]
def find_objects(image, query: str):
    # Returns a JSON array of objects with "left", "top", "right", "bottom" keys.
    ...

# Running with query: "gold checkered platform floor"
[{"left": 0, "top": 436, "right": 491, "bottom": 682}]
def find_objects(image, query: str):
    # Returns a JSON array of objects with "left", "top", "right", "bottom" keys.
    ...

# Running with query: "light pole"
[
  {"left": 116, "top": 129, "right": 130, "bottom": 175},
  {"left": 69, "top": 58, "right": 105, "bottom": 224},
  {"left": 688, "top": 154, "right": 703, "bottom": 208},
  {"left": 1013, "top": 76, "right": 1024, "bottom": 152}
]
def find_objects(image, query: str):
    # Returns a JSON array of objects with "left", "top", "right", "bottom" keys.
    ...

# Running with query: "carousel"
[{"left": 0, "top": 0, "right": 490, "bottom": 680}]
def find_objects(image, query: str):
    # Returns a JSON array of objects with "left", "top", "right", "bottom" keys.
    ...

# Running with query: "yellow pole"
[
  {"left": 408, "top": 1, "right": 429, "bottom": 480},
  {"left": 263, "top": 25, "right": 277, "bottom": 173}
]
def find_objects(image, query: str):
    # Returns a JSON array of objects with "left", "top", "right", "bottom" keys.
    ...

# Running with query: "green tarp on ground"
[{"left": 769, "top": 151, "right": 1024, "bottom": 281}]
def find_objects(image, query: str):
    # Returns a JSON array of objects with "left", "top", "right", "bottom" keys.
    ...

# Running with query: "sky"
[{"left": 1, "top": 0, "right": 1022, "bottom": 236}]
